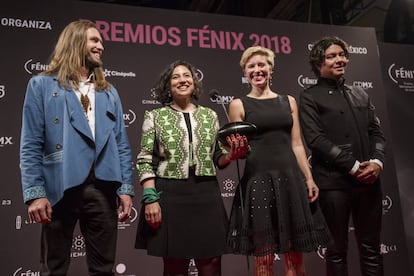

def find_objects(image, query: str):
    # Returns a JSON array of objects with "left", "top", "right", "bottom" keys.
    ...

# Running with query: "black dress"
[{"left": 227, "top": 95, "right": 331, "bottom": 256}]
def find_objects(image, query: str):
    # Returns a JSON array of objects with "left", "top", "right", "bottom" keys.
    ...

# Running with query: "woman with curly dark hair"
[{"left": 135, "top": 60, "right": 248, "bottom": 276}]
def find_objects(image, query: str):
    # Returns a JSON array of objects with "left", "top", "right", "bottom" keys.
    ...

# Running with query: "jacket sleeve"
[
  {"left": 20, "top": 77, "right": 48, "bottom": 203},
  {"left": 111, "top": 87, "right": 134, "bottom": 196},
  {"left": 366, "top": 94, "right": 386, "bottom": 163},
  {"left": 299, "top": 90, "right": 357, "bottom": 173},
  {"left": 136, "top": 110, "right": 158, "bottom": 183}
]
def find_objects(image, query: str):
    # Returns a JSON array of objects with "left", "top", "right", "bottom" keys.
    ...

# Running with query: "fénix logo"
[
  {"left": 297, "top": 74, "right": 317, "bottom": 88},
  {"left": 1, "top": 17, "right": 52, "bottom": 30},
  {"left": 388, "top": 63, "right": 414, "bottom": 84},
  {"left": 195, "top": 69, "right": 204, "bottom": 81},
  {"left": 382, "top": 195, "right": 393, "bottom": 214},
  {"left": 24, "top": 59, "right": 49, "bottom": 75},
  {"left": 123, "top": 109, "right": 137, "bottom": 127},
  {"left": 13, "top": 267, "right": 40, "bottom": 276}
]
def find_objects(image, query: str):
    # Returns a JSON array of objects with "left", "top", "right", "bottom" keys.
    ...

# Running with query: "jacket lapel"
[
  {"left": 94, "top": 90, "right": 116, "bottom": 155},
  {"left": 65, "top": 90, "right": 94, "bottom": 141}
]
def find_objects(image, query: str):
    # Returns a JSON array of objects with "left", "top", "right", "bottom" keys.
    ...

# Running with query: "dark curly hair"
[
  {"left": 154, "top": 60, "right": 203, "bottom": 105},
  {"left": 309, "top": 36, "right": 349, "bottom": 77}
]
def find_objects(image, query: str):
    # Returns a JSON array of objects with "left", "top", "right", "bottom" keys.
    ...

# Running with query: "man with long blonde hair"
[{"left": 20, "top": 20, "right": 134, "bottom": 275}]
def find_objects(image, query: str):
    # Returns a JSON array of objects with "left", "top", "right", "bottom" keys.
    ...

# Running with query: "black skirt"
[{"left": 135, "top": 175, "right": 229, "bottom": 259}]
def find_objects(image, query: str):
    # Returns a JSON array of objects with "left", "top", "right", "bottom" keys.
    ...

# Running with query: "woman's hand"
[
  {"left": 306, "top": 179, "right": 319, "bottom": 203},
  {"left": 144, "top": 201, "right": 162, "bottom": 229},
  {"left": 225, "top": 133, "right": 249, "bottom": 160}
]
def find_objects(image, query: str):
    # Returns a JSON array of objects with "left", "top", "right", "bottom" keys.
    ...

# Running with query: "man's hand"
[
  {"left": 117, "top": 194, "right": 133, "bottom": 222},
  {"left": 355, "top": 161, "right": 381, "bottom": 184},
  {"left": 28, "top": 198, "right": 52, "bottom": 223}
]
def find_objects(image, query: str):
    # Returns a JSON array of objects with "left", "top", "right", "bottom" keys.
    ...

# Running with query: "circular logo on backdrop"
[
  {"left": 382, "top": 195, "right": 393, "bottom": 214},
  {"left": 123, "top": 109, "right": 137, "bottom": 127},
  {"left": 387, "top": 63, "right": 414, "bottom": 92},
  {"left": 195, "top": 69, "right": 204, "bottom": 81}
]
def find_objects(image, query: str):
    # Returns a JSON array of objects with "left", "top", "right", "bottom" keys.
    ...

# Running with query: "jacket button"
[
  {"left": 54, "top": 118, "right": 59, "bottom": 124},
  {"left": 56, "top": 144, "right": 62, "bottom": 149},
  {"left": 53, "top": 92, "right": 58, "bottom": 97}
]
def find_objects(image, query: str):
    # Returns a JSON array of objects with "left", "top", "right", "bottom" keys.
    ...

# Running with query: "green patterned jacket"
[{"left": 136, "top": 105, "right": 224, "bottom": 183}]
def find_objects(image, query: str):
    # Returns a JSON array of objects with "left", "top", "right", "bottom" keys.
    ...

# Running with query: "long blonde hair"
[{"left": 42, "top": 20, "right": 110, "bottom": 91}]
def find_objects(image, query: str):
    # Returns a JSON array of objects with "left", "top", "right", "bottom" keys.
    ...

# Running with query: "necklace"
[{"left": 79, "top": 81, "right": 93, "bottom": 114}]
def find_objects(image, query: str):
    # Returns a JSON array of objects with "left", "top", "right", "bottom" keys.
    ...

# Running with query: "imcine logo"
[
  {"left": 71, "top": 235, "right": 86, "bottom": 258},
  {"left": 221, "top": 178, "right": 236, "bottom": 198}
]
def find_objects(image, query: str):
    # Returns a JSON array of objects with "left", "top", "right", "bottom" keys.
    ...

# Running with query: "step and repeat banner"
[
  {"left": 0, "top": 0, "right": 411, "bottom": 275},
  {"left": 379, "top": 42, "right": 414, "bottom": 275}
]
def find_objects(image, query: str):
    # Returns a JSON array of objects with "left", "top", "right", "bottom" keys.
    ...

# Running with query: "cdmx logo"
[
  {"left": 0, "top": 136, "right": 13, "bottom": 147},
  {"left": 210, "top": 94, "right": 234, "bottom": 105}
]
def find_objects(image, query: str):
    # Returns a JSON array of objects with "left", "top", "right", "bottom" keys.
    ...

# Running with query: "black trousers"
[
  {"left": 40, "top": 181, "right": 119, "bottom": 276},
  {"left": 319, "top": 186, "right": 384, "bottom": 276}
]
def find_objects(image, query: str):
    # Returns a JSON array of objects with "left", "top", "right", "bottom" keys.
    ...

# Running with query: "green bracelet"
[{"left": 141, "top": 187, "right": 161, "bottom": 204}]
